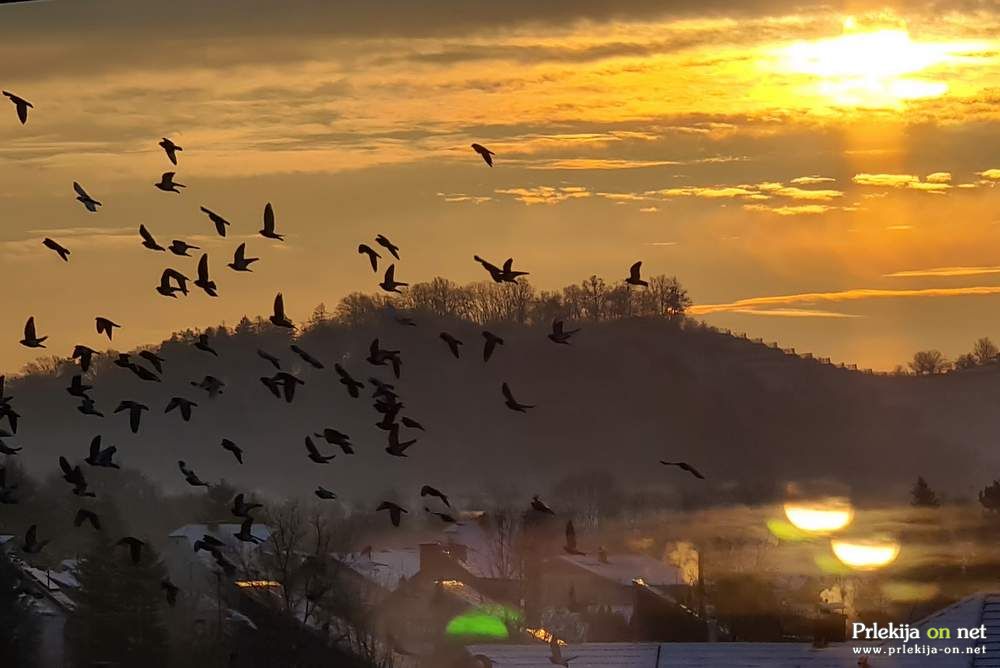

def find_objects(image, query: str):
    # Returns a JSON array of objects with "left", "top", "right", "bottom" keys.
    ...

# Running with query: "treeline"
[{"left": 902, "top": 337, "right": 1000, "bottom": 376}]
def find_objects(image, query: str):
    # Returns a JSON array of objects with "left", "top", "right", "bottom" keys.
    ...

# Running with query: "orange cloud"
[
  {"left": 494, "top": 185, "right": 590, "bottom": 205},
  {"left": 690, "top": 286, "right": 1000, "bottom": 315},
  {"left": 884, "top": 266, "right": 1000, "bottom": 278}
]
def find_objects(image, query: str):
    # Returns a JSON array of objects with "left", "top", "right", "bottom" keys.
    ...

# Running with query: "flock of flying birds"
[{"left": 0, "top": 90, "right": 704, "bottom": 626}]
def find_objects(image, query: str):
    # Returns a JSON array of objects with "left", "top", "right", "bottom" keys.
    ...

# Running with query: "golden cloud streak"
[{"left": 690, "top": 286, "right": 1000, "bottom": 315}]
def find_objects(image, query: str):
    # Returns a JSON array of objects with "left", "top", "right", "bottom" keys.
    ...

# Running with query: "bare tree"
[{"left": 908, "top": 350, "right": 951, "bottom": 375}]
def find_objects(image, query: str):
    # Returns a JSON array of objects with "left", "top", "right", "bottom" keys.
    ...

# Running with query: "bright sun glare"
[
  {"left": 783, "top": 500, "right": 854, "bottom": 533},
  {"left": 779, "top": 17, "right": 984, "bottom": 107}
]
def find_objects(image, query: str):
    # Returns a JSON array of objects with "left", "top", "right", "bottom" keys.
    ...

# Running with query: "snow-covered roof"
[
  {"left": 556, "top": 553, "right": 684, "bottom": 587},
  {"left": 468, "top": 642, "right": 861, "bottom": 667},
  {"left": 340, "top": 548, "right": 421, "bottom": 591},
  {"left": 0, "top": 534, "right": 15, "bottom": 546}
]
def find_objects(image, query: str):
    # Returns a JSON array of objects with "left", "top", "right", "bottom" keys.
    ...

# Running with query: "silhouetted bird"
[
  {"left": 334, "top": 363, "right": 363, "bottom": 398},
  {"left": 256, "top": 349, "right": 281, "bottom": 371},
  {"left": 191, "top": 375, "right": 225, "bottom": 397},
  {"left": 115, "top": 400, "right": 149, "bottom": 433},
  {"left": 379, "top": 264, "right": 408, "bottom": 293},
  {"left": 198, "top": 206, "right": 231, "bottom": 237},
  {"left": 385, "top": 424, "right": 416, "bottom": 457},
  {"left": 95, "top": 317, "right": 120, "bottom": 341},
  {"left": 471, "top": 143, "right": 495, "bottom": 167},
  {"left": 660, "top": 460, "right": 705, "bottom": 480},
  {"left": 66, "top": 375, "right": 92, "bottom": 398},
  {"left": 425, "top": 507, "right": 458, "bottom": 524},
  {"left": 20, "top": 317, "right": 46, "bottom": 348},
  {"left": 128, "top": 363, "right": 160, "bottom": 382},
  {"left": 42, "top": 237, "right": 70, "bottom": 262},
  {"left": 482, "top": 331, "right": 504, "bottom": 361},
  {"left": 161, "top": 578, "right": 180, "bottom": 607},
  {"left": 73, "top": 182, "right": 101, "bottom": 212},
  {"left": 138, "top": 350, "right": 165, "bottom": 373},
  {"left": 626, "top": 261, "right": 648, "bottom": 287},
  {"left": 501, "top": 258, "right": 529, "bottom": 283},
  {"left": 85, "top": 436, "right": 119, "bottom": 469},
  {"left": 165, "top": 397, "right": 197, "bottom": 421},
  {"left": 305, "top": 436, "right": 336, "bottom": 463},
  {"left": 271, "top": 372, "right": 304, "bottom": 402},
  {"left": 548, "top": 637, "right": 577, "bottom": 667},
  {"left": 221, "top": 439, "right": 243, "bottom": 464},
  {"left": 159, "top": 137, "right": 182, "bottom": 165},
  {"left": 439, "top": 332, "right": 463, "bottom": 358},
  {"left": 377, "top": 501, "right": 407, "bottom": 527},
  {"left": 178, "top": 460, "right": 209, "bottom": 487},
  {"left": 358, "top": 243, "right": 380, "bottom": 272},
  {"left": 169, "top": 239, "right": 198, "bottom": 256},
  {"left": 194, "top": 254, "right": 218, "bottom": 296},
  {"left": 74, "top": 508, "right": 101, "bottom": 531},
  {"left": 22, "top": 525, "right": 48, "bottom": 553},
  {"left": 260, "top": 202, "right": 284, "bottom": 240},
  {"left": 139, "top": 224, "right": 165, "bottom": 251},
  {"left": 420, "top": 485, "right": 451, "bottom": 508},
  {"left": 401, "top": 416, "right": 425, "bottom": 431},
  {"left": 77, "top": 397, "right": 103, "bottom": 417},
  {"left": 154, "top": 171, "right": 185, "bottom": 193},
  {"left": 234, "top": 517, "right": 263, "bottom": 544},
  {"left": 502, "top": 382, "right": 534, "bottom": 412},
  {"left": 531, "top": 495, "right": 555, "bottom": 514},
  {"left": 548, "top": 319, "right": 580, "bottom": 345},
  {"left": 290, "top": 344, "right": 323, "bottom": 369},
  {"left": 270, "top": 293, "right": 294, "bottom": 328},
  {"left": 228, "top": 242, "right": 258, "bottom": 271},
  {"left": 59, "top": 457, "right": 95, "bottom": 497},
  {"left": 157, "top": 268, "right": 190, "bottom": 297},
  {"left": 474, "top": 255, "right": 505, "bottom": 282},
  {"left": 315, "top": 428, "right": 354, "bottom": 454},
  {"left": 0, "top": 434, "right": 22, "bottom": 456},
  {"left": 117, "top": 536, "right": 145, "bottom": 564},
  {"left": 375, "top": 234, "right": 400, "bottom": 259},
  {"left": 315, "top": 486, "right": 337, "bottom": 500},
  {"left": 231, "top": 494, "right": 262, "bottom": 518},
  {"left": 564, "top": 520, "right": 585, "bottom": 555},
  {"left": 3, "top": 91, "right": 32, "bottom": 124},
  {"left": 194, "top": 333, "right": 218, "bottom": 356},
  {"left": 113, "top": 353, "right": 132, "bottom": 370},
  {"left": 71, "top": 345, "right": 96, "bottom": 372}
]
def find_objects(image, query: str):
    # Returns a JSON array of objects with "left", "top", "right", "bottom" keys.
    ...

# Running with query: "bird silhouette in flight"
[
  {"left": 77, "top": 397, "right": 104, "bottom": 417},
  {"left": 270, "top": 293, "right": 294, "bottom": 328},
  {"left": 72, "top": 345, "right": 96, "bottom": 372},
  {"left": 193, "top": 534, "right": 226, "bottom": 554},
  {"left": 3, "top": 91, "right": 32, "bottom": 124},
  {"left": 367, "top": 339, "right": 402, "bottom": 378},
  {"left": 548, "top": 319, "right": 580, "bottom": 345},
  {"left": 531, "top": 495, "right": 555, "bottom": 514},
  {"left": 42, "top": 238, "right": 71, "bottom": 262},
  {"left": 660, "top": 460, "right": 705, "bottom": 480},
  {"left": 626, "top": 261, "right": 648, "bottom": 287},
  {"left": 95, "top": 317, "right": 120, "bottom": 341},
  {"left": 74, "top": 508, "right": 101, "bottom": 531},
  {"left": 420, "top": 485, "right": 451, "bottom": 508},
  {"left": 564, "top": 520, "right": 586, "bottom": 555},
  {"left": 401, "top": 416, "right": 425, "bottom": 431},
  {"left": 257, "top": 348, "right": 281, "bottom": 369},
  {"left": 385, "top": 424, "right": 416, "bottom": 457},
  {"left": 20, "top": 317, "right": 46, "bottom": 348},
  {"left": 375, "top": 234, "right": 400, "bottom": 260},
  {"left": 165, "top": 397, "right": 197, "bottom": 421},
  {"left": 139, "top": 224, "right": 165, "bottom": 251},
  {"left": 260, "top": 202, "right": 284, "bottom": 240},
  {"left": 440, "top": 332, "right": 463, "bottom": 358},
  {"left": 154, "top": 171, "right": 186, "bottom": 193},
  {"left": 115, "top": 401, "right": 149, "bottom": 433},
  {"left": 59, "top": 457, "right": 95, "bottom": 497},
  {"left": 200, "top": 206, "right": 231, "bottom": 237},
  {"left": 377, "top": 501, "right": 407, "bottom": 527},
  {"left": 425, "top": 507, "right": 458, "bottom": 524},
  {"left": 334, "top": 363, "right": 364, "bottom": 398},
  {"left": 22, "top": 525, "right": 48, "bottom": 554},
  {"left": 190, "top": 375, "right": 225, "bottom": 398},
  {"left": 548, "top": 637, "right": 577, "bottom": 667},
  {"left": 194, "top": 333, "right": 218, "bottom": 356},
  {"left": 474, "top": 255, "right": 505, "bottom": 282},
  {"left": 113, "top": 353, "right": 133, "bottom": 370},
  {"left": 500, "top": 258, "right": 529, "bottom": 283},
  {"left": 221, "top": 439, "right": 244, "bottom": 464},
  {"left": 73, "top": 182, "right": 101, "bottom": 212},
  {"left": 231, "top": 493, "right": 261, "bottom": 518},
  {"left": 66, "top": 375, "right": 93, "bottom": 398},
  {"left": 128, "top": 361, "right": 160, "bottom": 383},
  {"left": 290, "top": 344, "right": 323, "bottom": 369},
  {"left": 85, "top": 436, "right": 119, "bottom": 469},
  {"left": 305, "top": 436, "right": 336, "bottom": 463},
  {"left": 471, "top": 143, "right": 495, "bottom": 167},
  {"left": 482, "top": 331, "right": 504, "bottom": 361},
  {"left": 315, "top": 486, "right": 337, "bottom": 500},
  {"left": 194, "top": 255, "right": 218, "bottom": 297},
  {"left": 161, "top": 578, "right": 180, "bottom": 607},
  {"left": 502, "top": 382, "right": 534, "bottom": 412},
  {"left": 234, "top": 517, "right": 263, "bottom": 544},
  {"left": 169, "top": 239, "right": 199, "bottom": 256},
  {"left": 0, "top": 433, "right": 22, "bottom": 456},
  {"left": 315, "top": 428, "right": 355, "bottom": 454},
  {"left": 358, "top": 244, "right": 380, "bottom": 272},
  {"left": 138, "top": 350, "right": 165, "bottom": 373},
  {"left": 379, "top": 264, "right": 408, "bottom": 293},
  {"left": 228, "top": 243, "right": 258, "bottom": 271},
  {"left": 159, "top": 137, "right": 182, "bottom": 165},
  {"left": 178, "top": 460, "right": 209, "bottom": 487},
  {"left": 117, "top": 536, "right": 145, "bottom": 564},
  {"left": 157, "top": 268, "right": 190, "bottom": 297},
  {"left": 271, "top": 371, "right": 304, "bottom": 402}
]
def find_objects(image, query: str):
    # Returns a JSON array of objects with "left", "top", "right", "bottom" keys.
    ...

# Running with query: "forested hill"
[{"left": 5, "top": 288, "right": 1000, "bottom": 506}]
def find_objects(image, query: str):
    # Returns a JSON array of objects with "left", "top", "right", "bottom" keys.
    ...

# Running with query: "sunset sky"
[{"left": 1, "top": 0, "right": 999, "bottom": 372}]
